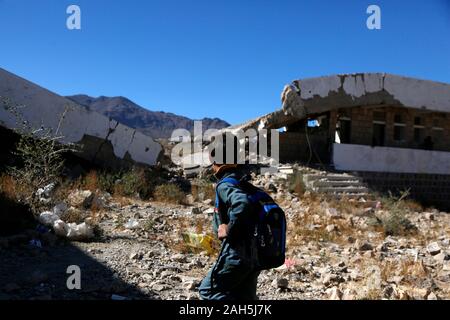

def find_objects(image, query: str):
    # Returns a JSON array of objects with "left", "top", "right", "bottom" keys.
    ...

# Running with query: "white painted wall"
[
  {"left": 286, "top": 73, "right": 450, "bottom": 114},
  {"left": 333, "top": 143, "right": 450, "bottom": 175},
  {"left": 0, "top": 68, "right": 162, "bottom": 166}
]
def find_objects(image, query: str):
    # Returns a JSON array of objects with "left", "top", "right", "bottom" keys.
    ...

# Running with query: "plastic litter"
[
  {"left": 52, "top": 220, "right": 94, "bottom": 240},
  {"left": 66, "top": 222, "right": 94, "bottom": 240},
  {"left": 124, "top": 219, "right": 139, "bottom": 230},
  {"left": 182, "top": 233, "right": 214, "bottom": 254},
  {"left": 36, "top": 182, "right": 56, "bottom": 199}
]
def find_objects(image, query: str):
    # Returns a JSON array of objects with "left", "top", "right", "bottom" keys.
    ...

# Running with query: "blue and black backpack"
[{"left": 214, "top": 176, "right": 287, "bottom": 270}]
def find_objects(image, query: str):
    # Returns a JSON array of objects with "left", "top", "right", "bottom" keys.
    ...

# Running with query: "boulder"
[{"left": 427, "top": 242, "right": 441, "bottom": 256}]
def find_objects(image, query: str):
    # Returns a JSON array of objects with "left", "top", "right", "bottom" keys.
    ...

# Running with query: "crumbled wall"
[
  {"left": 282, "top": 73, "right": 450, "bottom": 119},
  {"left": 0, "top": 68, "right": 162, "bottom": 168}
]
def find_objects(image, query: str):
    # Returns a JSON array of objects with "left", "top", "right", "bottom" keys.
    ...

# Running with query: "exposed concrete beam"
[{"left": 0, "top": 68, "right": 162, "bottom": 168}]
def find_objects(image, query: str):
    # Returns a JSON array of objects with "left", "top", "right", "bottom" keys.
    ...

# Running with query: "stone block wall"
[{"left": 355, "top": 171, "right": 450, "bottom": 210}]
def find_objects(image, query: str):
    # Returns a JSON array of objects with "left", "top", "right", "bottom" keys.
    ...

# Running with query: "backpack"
[{"left": 214, "top": 176, "right": 287, "bottom": 270}]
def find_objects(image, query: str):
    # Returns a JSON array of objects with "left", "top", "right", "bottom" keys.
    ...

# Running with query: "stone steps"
[{"left": 303, "top": 172, "right": 369, "bottom": 199}]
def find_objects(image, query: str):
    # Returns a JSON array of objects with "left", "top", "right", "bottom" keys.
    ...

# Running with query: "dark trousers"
[{"left": 199, "top": 241, "right": 260, "bottom": 300}]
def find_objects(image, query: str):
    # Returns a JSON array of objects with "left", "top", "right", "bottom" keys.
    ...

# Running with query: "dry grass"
[
  {"left": 191, "top": 180, "right": 215, "bottom": 202},
  {"left": 0, "top": 174, "right": 20, "bottom": 200},
  {"left": 288, "top": 169, "right": 306, "bottom": 196},
  {"left": 154, "top": 184, "right": 186, "bottom": 204},
  {"left": 288, "top": 194, "right": 361, "bottom": 245},
  {"left": 60, "top": 207, "right": 86, "bottom": 224},
  {"left": 83, "top": 171, "right": 99, "bottom": 192},
  {"left": 166, "top": 215, "right": 220, "bottom": 256}
]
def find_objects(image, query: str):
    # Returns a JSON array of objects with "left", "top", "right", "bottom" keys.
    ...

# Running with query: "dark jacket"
[{"left": 214, "top": 171, "right": 257, "bottom": 266}]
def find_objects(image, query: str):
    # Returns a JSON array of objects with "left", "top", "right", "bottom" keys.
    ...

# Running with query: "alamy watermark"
[
  {"left": 66, "top": 265, "right": 81, "bottom": 290},
  {"left": 66, "top": 5, "right": 81, "bottom": 30},
  {"left": 367, "top": 5, "right": 381, "bottom": 30},
  {"left": 170, "top": 121, "right": 280, "bottom": 174}
]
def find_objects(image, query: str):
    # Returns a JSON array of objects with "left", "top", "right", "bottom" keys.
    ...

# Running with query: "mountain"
[{"left": 66, "top": 95, "right": 230, "bottom": 139}]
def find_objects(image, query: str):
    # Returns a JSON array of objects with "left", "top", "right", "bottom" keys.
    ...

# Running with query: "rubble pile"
[{"left": 0, "top": 169, "right": 449, "bottom": 300}]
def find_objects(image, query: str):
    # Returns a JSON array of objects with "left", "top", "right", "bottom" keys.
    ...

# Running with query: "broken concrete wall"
[
  {"left": 0, "top": 68, "right": 162, "bottom": 168},
  {"left": 282, "top": 73, "right": 450, "bottom": 119}
]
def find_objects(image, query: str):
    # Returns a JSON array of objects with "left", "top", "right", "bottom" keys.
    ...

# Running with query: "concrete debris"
[
  {"left": 67, "top": 190, "right": 94, "bottom": 209},
  {"left": 38, "top": 211, "right": 60, "bottom": 227},
  {"left": 2, "top": 168, "right": 450, "bottom": 300},
  {"left": 427, "top": 242, "right": 441, "bottom": 256},
  {"left": 0, "top": 67, "right": 162, "bottom": 168}
]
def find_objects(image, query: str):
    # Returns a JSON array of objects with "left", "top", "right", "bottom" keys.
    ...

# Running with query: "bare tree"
[{"left": 1, "top": 96, "right": 79, "bottom": 212}]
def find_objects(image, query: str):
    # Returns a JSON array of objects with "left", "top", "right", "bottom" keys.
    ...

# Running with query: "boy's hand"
[{"left": 218, "top": 224, "right": 228, "bottom": 240}]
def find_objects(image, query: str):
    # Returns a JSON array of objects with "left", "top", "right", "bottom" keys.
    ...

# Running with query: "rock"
[
  {"left": 427, "top": 292, "right": 438, "bottom": 300},
  {"left": 38, "top": 211, "right": 60, "bottom": 227},
  {"left": 442, "top": 261, "right": 450, "bottom": 272},
  {"left": 204, "top": 208, "right": 215, "bottom": 215},
  {"left": 322, "top": 273, "right": 343, "bottom": 286},
  {"left": 356, "top": 240, "right": 373, "bottom": 251},
  {"left": 408, "top": 287, "right": 429, "bottom": 300},
  {"left": 36, "top": 182, "right": 56, "bottom": 199},
  {"left": 182, "top": 280, "right": 197, "bottom": 291},
  {"left": 129, "top": 252, "right": 143, "bottom": 260},
  {"left": 433, "top": 252, "right": 450, "bottom": 263},
  {"left": 190, "top": 207, "right": 202, "bottom": 215},
  {"left": 341, "top": 288, "right": 356, "bottom": 300},
  {"left": 53, "top": 202, "right": 68, "bottom": 216},
  {"left": 427, "top": 242, "right": 441, "bottom": 256},
  {"left": 202, "top": 199, "right": 213, "bottom": 206},
  {"left": 325, "top": 224, "right": 337, "bottom": 233},
  {"left": 92, "top": 193, "right": 111, "bottom": 209},
  {"left": 171, "top": 254, "right": 187, "bottom": 263},
  {"left": 424, "top": 212, "right": 435, "bottom": 221},
  {"left": 326, "top": 287, "right": 342, "bottom": 300},
  {"left": 265, "top": 183, "right": 278, "bottom": 193},
  {"left": 326, "top": 208, "right": 341, "bottom": 219},
  {"left": 272, "top": 278, "right": 289, "bottom": 289},
  {"left": 67, "top": 190, "right": 94, "bottom": 208},
  {"left": 185, "top": 195, "right": 195, "bottom": 205},
  {"left": 152, "top": 283, "right": 169, "bottom": 292},
  {"left": 382, "top": 285, "right": 394, "bottom": 299},
  {"left": 387, "top": 276, "right": 404, "bottom": 285}
]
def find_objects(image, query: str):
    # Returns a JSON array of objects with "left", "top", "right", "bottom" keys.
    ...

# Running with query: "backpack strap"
[{"left": 214, "top": 177, "right": 240, "bottom": 213}]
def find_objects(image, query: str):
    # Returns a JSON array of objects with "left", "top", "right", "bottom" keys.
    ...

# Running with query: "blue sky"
[{"left": 0, "top": 0, "right": 449, "bottom": 125}]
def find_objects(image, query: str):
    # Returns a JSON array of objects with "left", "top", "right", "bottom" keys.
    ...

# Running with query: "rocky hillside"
[{"left": 66, "top": 95, "right": 230, "bottom": 139}]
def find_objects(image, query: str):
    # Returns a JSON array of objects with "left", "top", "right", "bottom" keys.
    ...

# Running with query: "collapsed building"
[
  {"left": 0, "top": 68, "right": 162, "bottom": 169},
  {"left": 232, "top": 73, "right": 450, "bottom": 208}
]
